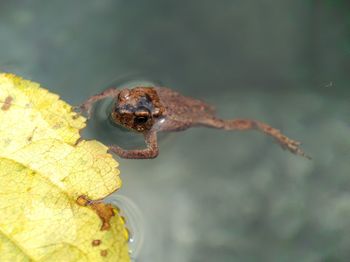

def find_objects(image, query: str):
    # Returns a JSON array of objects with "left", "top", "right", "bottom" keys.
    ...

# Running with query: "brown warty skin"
[{"left": 79, "top": 86, "right": 310, "bottom": 159}]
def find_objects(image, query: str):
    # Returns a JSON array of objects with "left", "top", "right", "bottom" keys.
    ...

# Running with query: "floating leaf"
[{"left": 0, "top": 74, "right": 130, "bottom": 261}]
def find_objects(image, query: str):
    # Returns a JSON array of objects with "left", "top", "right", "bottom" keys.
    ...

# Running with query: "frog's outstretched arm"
[
  {"left": 108, "top": 130, "right": 159, "bottom": 159},
  {"left": 78, "top": 87, "right": 120, "bottom": 118}
]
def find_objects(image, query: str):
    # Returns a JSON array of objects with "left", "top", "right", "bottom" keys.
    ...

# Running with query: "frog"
[{"left": 78, "top": 86, "right": 310, "bottom": 159}]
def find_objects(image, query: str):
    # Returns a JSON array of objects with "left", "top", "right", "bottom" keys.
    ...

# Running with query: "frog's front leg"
[
  {"left": 108, "top": 131, "right": 159, "bottom": 159},
  {"left": 78, "top": 87, "right": 120, "bottom": 118}
]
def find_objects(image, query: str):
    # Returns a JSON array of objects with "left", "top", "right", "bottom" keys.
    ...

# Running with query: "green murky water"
[{"left": 1, "top": 1, "right": 350, "bottom": 261}]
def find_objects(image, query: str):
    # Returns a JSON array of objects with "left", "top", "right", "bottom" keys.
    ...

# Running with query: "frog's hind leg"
[{"left": 197, "top": 117, "right": 310, "bottom": 159}]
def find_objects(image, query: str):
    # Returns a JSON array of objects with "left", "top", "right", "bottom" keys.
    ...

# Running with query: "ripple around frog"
[
  {"left": 104, "top": 194, "right": 145, "bottom": 260},
  {"left": 81, "top": 75, "right": 173, "bottom": 148}
]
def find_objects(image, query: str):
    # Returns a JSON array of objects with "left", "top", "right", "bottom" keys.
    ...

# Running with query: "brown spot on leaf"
[
  {"left": 92, "top": 239, "right": 101, "bottom": 246},
  {"left": 1, "top": 96, "right": 13, "bottom": 111},
  {"left": 76, "top": 195, "right": 115, "bottom": 231},
  {"left": 91, "top": 201, "right": 115, "bottom": 231},
  {"left": 76, "top": 195, "right": 89, "bottom": 206},
  {"left": 100, "top": 250, "right": 108, "bottom": 257}
]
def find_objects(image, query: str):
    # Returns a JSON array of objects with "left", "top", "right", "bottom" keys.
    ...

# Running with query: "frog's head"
[{"left": 110, "top": 87, "right": 163, "bottom": 132}]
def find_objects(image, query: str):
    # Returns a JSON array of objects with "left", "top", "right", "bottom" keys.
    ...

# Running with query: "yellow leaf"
[{"left": 0, "top": 74, "right": 130, "bottom": 262}]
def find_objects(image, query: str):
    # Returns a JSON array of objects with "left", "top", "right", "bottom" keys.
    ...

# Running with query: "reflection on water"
[{"left": 105, "top": 194, "right": 145, "bottom": 260}]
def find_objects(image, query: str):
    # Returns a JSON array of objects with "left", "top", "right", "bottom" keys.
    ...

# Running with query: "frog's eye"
[
  {"left": 134, "top": 107, "right": 150, "bottom": 125},
  {"left": 134, "top": 116, "right": 148, "bottom": 125}
]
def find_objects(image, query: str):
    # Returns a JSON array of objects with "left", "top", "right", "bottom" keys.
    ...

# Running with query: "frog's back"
[{"left": 155, "top": 87, "right": 216, "bottom": 122}]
